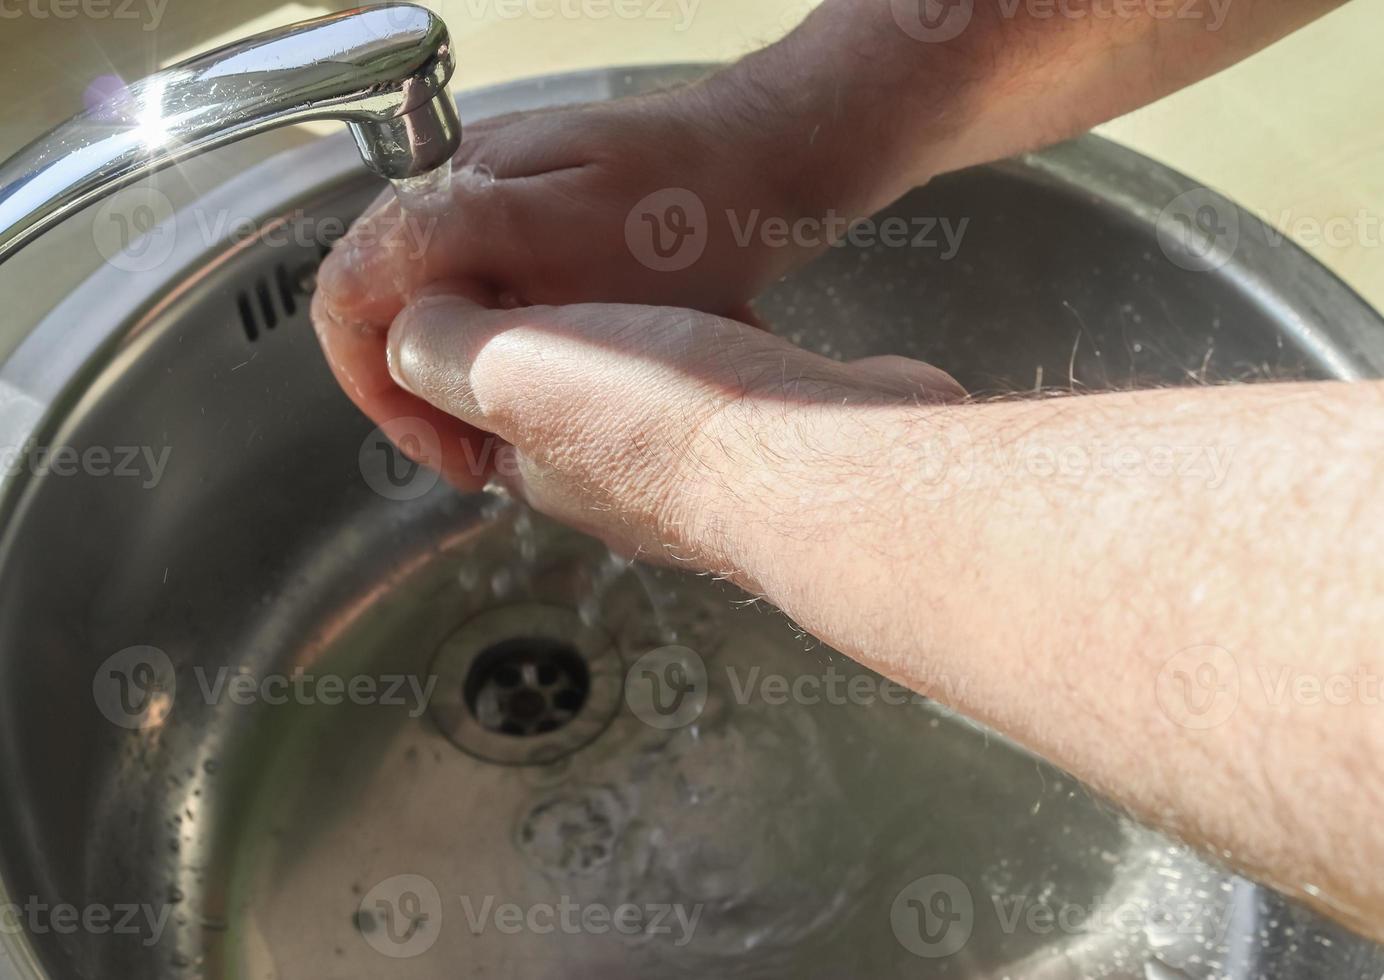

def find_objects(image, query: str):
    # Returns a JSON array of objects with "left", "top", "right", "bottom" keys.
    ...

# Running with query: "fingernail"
[{"left": 386, "top": 291, "right": 481, "bottom": 395}]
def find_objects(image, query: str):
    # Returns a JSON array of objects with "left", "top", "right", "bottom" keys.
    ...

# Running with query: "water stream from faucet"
[{"left": 389, "top": 158, "right": 456, "bottom": 211}]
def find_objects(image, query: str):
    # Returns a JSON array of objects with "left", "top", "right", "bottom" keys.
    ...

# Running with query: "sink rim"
[{"left": 3, "top": 62, "right": 1383, "bottom": 980}]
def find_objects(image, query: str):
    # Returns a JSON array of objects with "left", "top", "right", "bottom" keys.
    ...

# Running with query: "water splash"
[{"left": 389, "top": 157, "right": 453, "bottom": 211}]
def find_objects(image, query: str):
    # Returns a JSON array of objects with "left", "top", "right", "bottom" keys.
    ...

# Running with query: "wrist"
[
  {"left": 691, "top": 398, "right": 954, "bottom": 605},
  {"left": 688, "top": 2, "right": 968, "bottom": 221}
]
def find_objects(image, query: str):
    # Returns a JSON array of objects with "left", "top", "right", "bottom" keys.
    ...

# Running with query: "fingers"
[
  {"left": 309, "top": 104, "right": 617, "bottom": 497},
  {"left": 308, "top": 94, "right": 965, "bottom": 534},
  {"left": 383, "top": 290, "right": 967, "bottom": 561},
  {"left": 311, "top": 282, "right": 502, "bottom": 492},
  {"left": 452, "top": 107, "right": 597, "bottom": 179},
  {"left": 310, "top": 167, "right": 536, "bottom": 442},
  {"left": 314, "top": 176, "right": 508, "bottom": 330},
  {"left": 314, "top": 107, "right": 603, "bottom": 332},
  {"left": 386, "top": 291, "right": 785, "bottom": 556},
  {"left": 387, "top": 293, "right": 765, "bottom": 447}
]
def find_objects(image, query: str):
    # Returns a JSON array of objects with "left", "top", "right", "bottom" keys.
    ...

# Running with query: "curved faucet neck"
[{"left": 0, "top": 3, "right": 460, "bottom": 265}]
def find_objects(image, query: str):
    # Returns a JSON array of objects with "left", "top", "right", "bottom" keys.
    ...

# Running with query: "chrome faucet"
[{"left": 0, "top": 3, "right": 461, "bottom": 264}]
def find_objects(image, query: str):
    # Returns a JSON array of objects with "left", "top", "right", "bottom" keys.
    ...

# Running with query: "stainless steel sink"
[{"left": 1, "top": 65, "right": 1382, "bottom": 980}]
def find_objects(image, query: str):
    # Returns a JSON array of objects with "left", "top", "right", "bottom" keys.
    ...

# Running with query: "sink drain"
[
  {"left": 466, "top": 637, "right": 590, "bottom": 737},
  {"left": 429, "top": 603, "right": 621, "bottom": 765}
]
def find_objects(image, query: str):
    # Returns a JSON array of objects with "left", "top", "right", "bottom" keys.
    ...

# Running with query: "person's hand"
[
  {"left": 311, "top": 78, "right": 862, "bottom": 492},
  {"left": 382, "top": 288, "right": 963, "bottom": 564},
  {"left": 316, "top": 84, "right": 819, "bottom": 321}
]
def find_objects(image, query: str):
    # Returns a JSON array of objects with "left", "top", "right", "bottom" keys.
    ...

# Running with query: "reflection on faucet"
[{"left": 0, "top": 3, "right": 461, "bottom": 265}]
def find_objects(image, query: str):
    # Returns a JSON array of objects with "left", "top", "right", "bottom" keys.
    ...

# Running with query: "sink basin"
[{"left": 1, "top": 65, "right": 1382, "bottom": 980}]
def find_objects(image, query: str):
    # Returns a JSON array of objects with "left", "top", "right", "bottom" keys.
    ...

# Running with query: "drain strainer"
[
  {"left": 466, "top": 637, "right": 590, "bottom": 737},
  {"left": 429, "top": 603, "right": 622, "bottom": 765}
]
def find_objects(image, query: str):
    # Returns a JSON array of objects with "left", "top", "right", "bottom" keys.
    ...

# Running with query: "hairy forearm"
[
  {"left": 723, "top": 379, "right": 1384, "bottom": 937},
  {"left": 377, "top": 290, "right": 1384, "bottom": 938},
  {"left": 704, "top": 0, "right": 1348, "bottom": 216}
]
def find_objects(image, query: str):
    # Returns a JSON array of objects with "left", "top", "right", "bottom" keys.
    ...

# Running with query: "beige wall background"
[{"left": 2, "top": 0, "right": 1381, "bottom": 329}]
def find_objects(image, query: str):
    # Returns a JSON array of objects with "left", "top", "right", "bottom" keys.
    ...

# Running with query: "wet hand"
[
  {"left": 383, "top": 288, "right": 962, "bottom": 564},
  {"left": 311, "top": 84, "right": 826, "bottom": 492}
]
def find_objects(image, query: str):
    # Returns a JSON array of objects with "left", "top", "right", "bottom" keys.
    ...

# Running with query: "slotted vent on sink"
[{"left": 236, "top": 242, "right": 332, "bottom": 342}]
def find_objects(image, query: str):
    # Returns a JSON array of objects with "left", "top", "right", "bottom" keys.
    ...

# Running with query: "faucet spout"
[{"left": 0, "top": 3, "right": 461, "bottom": 265}]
